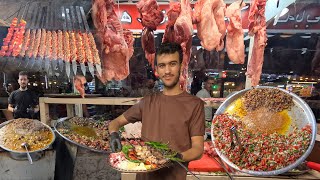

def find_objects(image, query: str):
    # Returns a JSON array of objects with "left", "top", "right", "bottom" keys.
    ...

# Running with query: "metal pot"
[{"left": 0, "top": 119, "right": 56, "bottom": 162}]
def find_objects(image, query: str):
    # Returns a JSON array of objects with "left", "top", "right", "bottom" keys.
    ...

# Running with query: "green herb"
[{"left": 121, "top": 145, "right": 142, "bottom": 163}]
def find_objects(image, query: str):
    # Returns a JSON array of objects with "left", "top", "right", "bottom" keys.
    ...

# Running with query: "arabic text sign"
[{"left": 116, "top": 3, "right": 319, "bottom": 30}]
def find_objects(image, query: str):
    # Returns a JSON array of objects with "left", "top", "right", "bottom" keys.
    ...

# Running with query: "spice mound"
[
  {"left": 0, "top": 118, "right": 54, "bottom": 152},
  {"left": 242, "top": 88, "right": 294, "bottom": 112},
  {"left": 57, "top": 117, "right": 110, "bottom": 151},
  {"left": 212, "top": 114, "right": 311, "bottom": 171}
]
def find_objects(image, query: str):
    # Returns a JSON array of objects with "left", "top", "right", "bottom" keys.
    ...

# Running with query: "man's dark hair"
[
  {"left": 204, "top": 76, "right": 216, "bottom": 83},
  {"left": 19, "top": 71, "right": 28, "bottom": 77},
  {"left": 155, "top": 42, "right": 183, "bottom": 66}
]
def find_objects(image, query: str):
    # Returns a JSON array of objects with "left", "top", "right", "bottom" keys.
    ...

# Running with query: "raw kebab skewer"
[
  {"left": 57, "top": 30, "right": 64, "bottom": 72},
  {"left": 88, "top": 32, "right": 102, "bottom": 76},
  {"left": 51, "top": 30, "right": 58, "bottom": 71},
  {"left": 63, "top": 31, "right": 71, "bottom": 78},
  {"left": 82, "top": 32, "right": 94, "bottom": 77},
  {"left": 226, "top": 0, "right": 245, "bottom": 64},
  {"left": 69, "top": 31, "right": 78, "bottom": 76},
  {"left": 246, "top": 0, "right": 267, "bottom": 86},
  {"left": 137, "top": 0, "right": 164, "bottom": 69},
  {"left": 75, "top": 32, "right": 86, "bottom": 75},
  {"left": 44, "top": 30, "right": 52, "bottom": 73},
  {"left": 30, "top": 28, "right": 41, "bottom": 69}
]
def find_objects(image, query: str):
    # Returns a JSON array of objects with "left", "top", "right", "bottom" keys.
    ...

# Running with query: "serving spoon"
[{"left": 21, "top": 142, "right": 33, "bottom": 164}]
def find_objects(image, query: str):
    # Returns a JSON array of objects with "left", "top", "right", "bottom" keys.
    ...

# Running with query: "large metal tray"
[
  {"left": 211, "top": 86, "right": 317, "bottom": 176},
  {"left": 54, "top": 117, "right": 109, "bottom": 153},
  {"left": 0, "top": 119, "right": 55, "bottom": 154}
]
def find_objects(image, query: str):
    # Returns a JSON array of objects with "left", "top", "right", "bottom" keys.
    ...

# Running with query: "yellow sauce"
[
  {"left": 71, "top": 125, "right": 97, "bottom": 138},
  {"left": 225, "top": 98, "right": 247, "bottom": 118},
  {"left": 225, "top": 99, "right": 291, "bottom": 135}
]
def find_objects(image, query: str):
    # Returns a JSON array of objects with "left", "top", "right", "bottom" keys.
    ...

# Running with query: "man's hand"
[
  {"left": 110, "top": 132, "right": 122, "bottom": 152},
  {"left": 27, "top": 108, "right": 35, "bottom": 117},
  {"left": 13, "top": 106, "right": 18, "bottom": 113}
]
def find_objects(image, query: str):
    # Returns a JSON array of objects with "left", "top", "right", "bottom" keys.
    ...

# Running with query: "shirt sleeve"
[
  {"left": 189, "top": 100, "right": 205, "bottom": 137},
  {"left": 8, "top": 92, "right": 15, "bottom": 105},
  {"left": 123, "top": 98, "right": 144, "bottom": 123}
]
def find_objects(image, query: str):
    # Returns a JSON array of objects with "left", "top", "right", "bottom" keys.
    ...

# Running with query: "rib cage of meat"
[
  {"left": 162, "top": 0, "right": 193, "bottom": 90},
  {"left": 246, "top": 0, "right": 267, "bottom": 87},
  {"left": 92, "top": 0, "right": 134, "bottom": 83},
  {"left": 137, "top": 0, "right": 163, "bottom": 69},
  {"left": 226, "top": 0, "right": 245, "bottom": 64}
]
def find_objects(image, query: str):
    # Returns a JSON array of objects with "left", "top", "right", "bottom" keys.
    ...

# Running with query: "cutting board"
[{"left": 188, "top": 154, "right": 228, "bottom": 172}]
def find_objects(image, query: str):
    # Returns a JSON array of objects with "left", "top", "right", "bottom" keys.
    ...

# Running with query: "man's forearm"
[
  {"left": 108, "top": 114, "right": 130, "bottom": 134},
  {"left": 181, "top": 146, "right": 203, "bottom": 162},
  {"left": 109, "top": 120, "right": 121, "bottom": 134}
]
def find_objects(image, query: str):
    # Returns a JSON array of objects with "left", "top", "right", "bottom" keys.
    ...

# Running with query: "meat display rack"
[{"left": 0, "top": 1, "right": 101, "bottom": 78}]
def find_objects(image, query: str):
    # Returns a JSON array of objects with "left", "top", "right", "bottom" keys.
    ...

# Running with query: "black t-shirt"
[{"left": 8, "top": 89, "right": 38, "bottom": 118}]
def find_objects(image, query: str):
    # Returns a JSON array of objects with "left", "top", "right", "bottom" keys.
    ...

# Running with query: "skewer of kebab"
[
  {"left": 75, "top": 6, "right": 87, "bottom": 76},
  {"left": 57, "top": 30, "right": 64, "bottom": 72},
  {"left": 88, "top": 32, "right": 102, "bottom": 77},
  {"left": 80, "top": 7, "right": 95, "bottom": 77},
  {"left": 23, "top": 3, "right": 41, "bottom": 69},
  {"left": 1, "top": 1, "right": 25, "bottom": 58},
  {"left": 0, "top": 18, "right": 18, "bottom": 71},
  {"left": 0, "top": 18, "right": 18, "bottom": 57},
  {"left": 66, "top": 7, "right": 77, "bottom": 76},
  {"left": 43, "top": 3, "right": 53, "bottom": 75},
  {"left": 28, "top": 6, "right": 43, "bottom": 69},
  {"left": 50, "top": 1, "right": 60, "bottom": 73},
  {"left": 61, "top": 7, "right": 71, "bottom": 79},
  {"left": 36, "top": 7, "right": 48, "bottom": 71},
  {"left": 12, "top": 2, "right": 30, "bottom": 62}
]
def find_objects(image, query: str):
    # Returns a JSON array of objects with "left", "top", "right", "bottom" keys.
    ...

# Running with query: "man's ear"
[{"left": 154, "top": 69, "right": 159, "bottom": 78}]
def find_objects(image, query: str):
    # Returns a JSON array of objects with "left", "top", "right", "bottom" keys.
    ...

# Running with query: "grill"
[{"left": 0, "top": 1, "right": 102, "bottom": 78}]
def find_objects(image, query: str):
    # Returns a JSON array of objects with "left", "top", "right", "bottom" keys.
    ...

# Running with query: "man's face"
[
  {"left": 205, "top": 79, "right": 215, "bottom": 91},
  {"left": 156, "top": 52, "right": 181, "bottom": 89},
  {"left": 18, "top": 75, "right": 29, "bottom": 89}
]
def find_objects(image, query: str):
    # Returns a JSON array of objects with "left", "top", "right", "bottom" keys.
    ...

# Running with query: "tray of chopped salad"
[{"left": 211, "top": 86, "right": 317, "bottom": 176}]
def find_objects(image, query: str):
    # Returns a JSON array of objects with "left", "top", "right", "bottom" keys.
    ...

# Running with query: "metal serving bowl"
[
  {"left": 0, "top": 119, "right": 55, "bottom": 161},
  {"left": 211, "top": 86, "right": 317, "bottom": 176},
  {"left": 54, "top": 117, "right": 109, "bottom": 153}
]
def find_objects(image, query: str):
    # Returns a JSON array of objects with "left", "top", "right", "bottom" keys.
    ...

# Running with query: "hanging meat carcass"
[
  {"left": 193, "top": 0, "right": 226, "bottom": 51},
  {"left": 226, "top": 0, "right": 245, "bottom": 64},
  {"left": 137, "top": 0, "right": 164, "bottom": 69},
  {"left": 162, "top": 2, "right": 181, "bottom": 44},
  {"left": 246, "top": 0, "right": 267, "bottom": 86},
  {"left": 163, "top": 0, "right": 193, "bottom": 90},
  {"left": 92, "top": 0, "right": 134, "bottom": 82}
]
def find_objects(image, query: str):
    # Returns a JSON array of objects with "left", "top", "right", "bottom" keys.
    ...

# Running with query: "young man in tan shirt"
[{"left": 108, "top": 42, "right": 205, "bottom": 180}]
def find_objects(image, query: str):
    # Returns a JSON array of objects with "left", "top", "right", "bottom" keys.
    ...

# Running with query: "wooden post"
[
  {"left": 245, "top": 36, "right": 255, "bottom": 89},
  {"left": 39, "top": 99, "right": 50, "bottom": 125}
]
